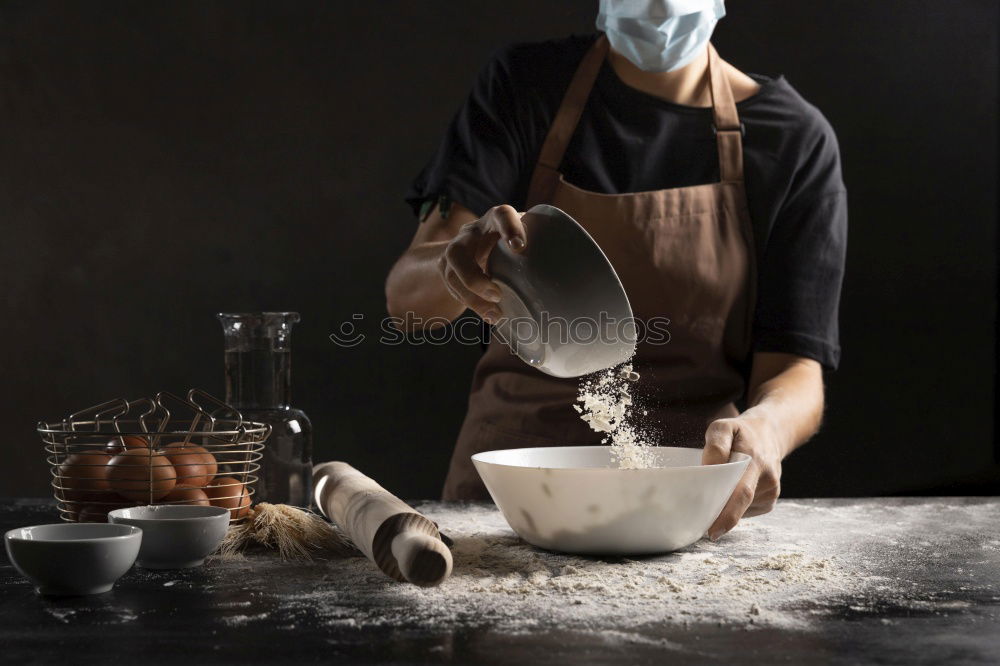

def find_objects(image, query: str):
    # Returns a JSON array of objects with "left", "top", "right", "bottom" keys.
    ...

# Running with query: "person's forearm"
[
  {"left": 740, "top": 358, "right": 824, "bottom": 458},
  {"left": 705, "top": 353, "right": 824, "bottom": 538},
  {"left": 385, "top": 242, "right": 465, "bottom": 328}
]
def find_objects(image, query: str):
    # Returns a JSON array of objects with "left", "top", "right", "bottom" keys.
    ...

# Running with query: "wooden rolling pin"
[{"left": 312, "top": 461, "right": 453, "bottom": 587}]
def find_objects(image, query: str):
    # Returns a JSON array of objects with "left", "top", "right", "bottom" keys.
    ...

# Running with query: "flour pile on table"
[
  {"left": 268, "top": 502, "right": 868, "bottom": 635},
  {"left": 575, "top": 363, "right": 657, "bottom": 468}
]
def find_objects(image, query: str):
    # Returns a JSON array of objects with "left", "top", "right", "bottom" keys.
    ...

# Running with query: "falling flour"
[{"left": 575, "top": 363, "right": 657, "bottom": 469}]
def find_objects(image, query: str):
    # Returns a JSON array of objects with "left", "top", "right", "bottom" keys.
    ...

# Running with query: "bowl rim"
[
  {"left": 5, "top": 523, "right": 142, "bottom": 543},
  {"left": 108, "top": 504, "right": 230, "bottom": 523},
  {"left": 471, "top": 445, "right": 751, "bottom": 472}
]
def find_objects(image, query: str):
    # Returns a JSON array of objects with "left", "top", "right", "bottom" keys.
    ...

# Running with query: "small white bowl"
[
  {"left": 488, "top": 204, "right": 636, "bottom": 378},
  {"left": 4, "top": 523, "right": 142, "bottom": 595},
  {"left": 472, "top": 446, "right": 750, "bottom": 555},
  {"left": 109, "top": 504, "right": 230, "bottom": 569}
]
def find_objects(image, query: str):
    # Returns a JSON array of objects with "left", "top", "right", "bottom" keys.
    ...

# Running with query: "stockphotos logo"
[{"left": 328, "top": 312, "right": 670, "bottom": 348}]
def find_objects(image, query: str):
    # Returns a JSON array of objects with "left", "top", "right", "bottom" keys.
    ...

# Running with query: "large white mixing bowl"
[{"left": 472, "top": 446, "right": 750, "bottom": 555}]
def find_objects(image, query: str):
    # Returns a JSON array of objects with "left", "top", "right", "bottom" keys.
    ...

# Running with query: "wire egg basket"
[{"left": 37, "top": 389, "right": 269, "bottom": 524}]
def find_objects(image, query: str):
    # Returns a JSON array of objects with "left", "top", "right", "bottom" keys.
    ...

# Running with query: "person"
[{"left": 386, "top": 0, "right": 846, "bottom": 540}]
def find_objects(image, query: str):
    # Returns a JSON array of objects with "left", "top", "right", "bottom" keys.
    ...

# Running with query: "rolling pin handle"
[{"left": 390, "top": 530, "right": 453, "bottom": 587}]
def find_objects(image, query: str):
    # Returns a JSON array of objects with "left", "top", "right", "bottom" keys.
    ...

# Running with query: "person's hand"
[
  {"left": 437, "top": 205, "right": 526, "bottom": 324},
  {"left": 701, "top": 415, "right": 784, "bottom": 540}
]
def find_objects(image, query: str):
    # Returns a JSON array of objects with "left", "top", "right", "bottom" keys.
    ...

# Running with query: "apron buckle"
[{"left": 712, "top": 122, "right": 746, "bottom": 137}]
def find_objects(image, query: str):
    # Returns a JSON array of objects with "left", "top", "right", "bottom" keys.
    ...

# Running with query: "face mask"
[{"left": 597, "top": 0, "right": 726, "bottom": 73}]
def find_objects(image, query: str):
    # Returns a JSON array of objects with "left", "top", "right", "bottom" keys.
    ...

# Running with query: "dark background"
[{"left": 2, "top": 1, "right": 997, "bottom": 499}]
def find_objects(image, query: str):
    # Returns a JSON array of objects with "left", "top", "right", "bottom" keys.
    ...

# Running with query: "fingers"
[
  {"left": 702, "top": 419, "right": 737, "bottom": 465},
  {"left": 702, "top": 419, "right": 756, "bottom": 540},
  {"left": 485, "top": 205, "right": 526, "bottom": 252},
  {"left": 743, "top": 498, "right": 777, "bottom": 517},
  {"left": 436, "top": 204, "right": 524, "bottom": 321},
  {"left": 444, "top": 224, "right": 500, "bottom": 303},
  {"left": 708, "top": 460, "right": 761, "bottom": 541},
  {"left": 440, "top": 264, "right": 500, "bottom": 323},
  {"left": 702, "top": 417, "right": 784, "bottom": 539},
  {"left": 744, "top": 475, "right": 780, "bottom": 518},
  {"left": 438, "top": 256, "right": 500, "bottom": 322}
]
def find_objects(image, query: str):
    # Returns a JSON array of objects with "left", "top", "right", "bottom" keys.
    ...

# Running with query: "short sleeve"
[
  {"left": 405, "top": 48, "right": 530, "bottom": 218},
  {"left": 752, "top": 120, "right": 848, "bottom": 370}
]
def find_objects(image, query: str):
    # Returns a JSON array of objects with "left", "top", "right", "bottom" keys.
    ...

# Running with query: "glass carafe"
[{"left": 217, "top": 312, "right": 312, "bottom": 507}]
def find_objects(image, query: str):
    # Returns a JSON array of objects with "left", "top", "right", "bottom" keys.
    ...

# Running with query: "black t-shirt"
[{"left": 406, "top": 33, "right": 847, "bottom": 369}]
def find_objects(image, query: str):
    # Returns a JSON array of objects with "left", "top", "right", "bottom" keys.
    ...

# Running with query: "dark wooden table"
[{"left": 2, "top": 498, "right": 998, "bottom": 665}]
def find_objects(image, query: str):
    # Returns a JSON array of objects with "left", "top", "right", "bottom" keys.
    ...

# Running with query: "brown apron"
[{"left": 443, "top": 35, "right": 757, "bottom": 500}]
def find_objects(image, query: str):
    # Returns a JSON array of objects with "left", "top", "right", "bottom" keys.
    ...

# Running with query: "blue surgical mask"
[{"left": 597, "top": 0, "right": 726, "bottom": 73}]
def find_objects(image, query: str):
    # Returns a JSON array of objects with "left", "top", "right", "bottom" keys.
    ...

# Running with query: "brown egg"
[
  {"left": 105, "top": 435, "right": 149, "bottom": 455},
  {"left": 163, "top": 442, "right": 218, "bottom": 488},
  {"left": 161, "top": 485, "right": 211, "bottom": 506},
  {"left": 107, "top": 448, "right": 176, "bottom": 501},
  {"left": 56, "top": 449, "right": 112, "bottom": 505},
  {"left": 205, "top": 477, "right": 250, "bottom": 519}
]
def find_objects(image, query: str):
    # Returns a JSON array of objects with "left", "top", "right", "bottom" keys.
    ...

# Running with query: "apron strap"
[
  {"left": 525, "top": 34, "right": 609, "bottom": 206},
  {"left": 707, "top": 43, "right": 744, "bottom": 183}
]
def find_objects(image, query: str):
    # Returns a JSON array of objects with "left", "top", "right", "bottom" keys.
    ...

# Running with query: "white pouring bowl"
[
  {"left": 487, "top": 204, "right": 636, "bottom": 378},
  {"left": 472, "top": 446, "right": 750, "bottom": 555}
]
